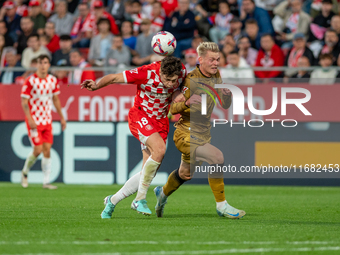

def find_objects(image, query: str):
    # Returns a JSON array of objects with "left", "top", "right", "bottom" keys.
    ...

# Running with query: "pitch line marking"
[
  {"left": 1, "top": 246, "right": 340, "bottom": 255},
  {"left": 0, "top": 240, "right": 339, "bottom": 245}
]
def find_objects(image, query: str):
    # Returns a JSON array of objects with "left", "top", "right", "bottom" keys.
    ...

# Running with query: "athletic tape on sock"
[
  {"left": 136, "top": 156, "right": 160, "bottom": 201},
  {"left": 22, "top": 152, "right": 38, "bottom": 175},
  {"left": 42, "top": 157, "right": 51, "bottom": 185}
]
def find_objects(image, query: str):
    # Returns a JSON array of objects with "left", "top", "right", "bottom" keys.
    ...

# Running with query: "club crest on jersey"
[
  {"left": 31, "top": 129, "right": 38, "bottom": 137},
  {"left": 145, "top": 125, "right": 153, "bottom": 131}
]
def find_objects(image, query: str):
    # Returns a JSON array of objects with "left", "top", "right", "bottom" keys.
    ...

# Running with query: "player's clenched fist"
[
  {"left": 172, "top": 90, "right": 185, "bottom": 103},
  {"left": 81, "top": 79, "right": 97, "bottom": 91},
  {"left": 185, "top": 94, "right": 202, "bottom": 106},
  {"left": 221, "top": 88, "right": 231, "bottom": 96}
]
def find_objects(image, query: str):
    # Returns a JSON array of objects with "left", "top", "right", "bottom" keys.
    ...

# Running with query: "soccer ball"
[{"left": 151, "top": 31, "right": 177, "bottom": 56}]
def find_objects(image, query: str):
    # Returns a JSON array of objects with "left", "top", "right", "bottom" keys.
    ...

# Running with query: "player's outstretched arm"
[
  {"left": 81, "top": 73, "right": 125, "bottom": 91},
  {"left": 21, "top": 97, "right": 37, "bottom": 130},
  {"left": 52, "top": 95, "right": 66, "bottom": 131}
]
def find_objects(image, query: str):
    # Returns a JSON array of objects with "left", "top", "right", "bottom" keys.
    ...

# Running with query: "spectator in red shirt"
[
  {"left": 254, "top": 34, "right": 284, "bottom": 81},
  {"left": 44, "top": 21, "right": 60, "bottom": 53},
  {"left": 41, "top": 0, "right": 54, "bottom": 18},
  {"left": 160, "top": 0, "right": 178, "bottom": 17},
  {"left": 68, "top": 49, "right": 96, "bottom": 84},
  {"left": 15, "top": 0, "right": 28, "bottom": 17},
  {"left": 71, "top": 2, "right": 94, "bottom": 48},
  {"left": 92, "top": 0, "right": 119, "bottom": 35}
]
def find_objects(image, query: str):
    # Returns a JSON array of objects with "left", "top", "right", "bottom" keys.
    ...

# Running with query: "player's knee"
[
  {"left": 33, "top": 146, "right": 43, "bottom": 156},
  {"left": 43, "top": 150, "right": 51, "bottom": 158},
  {"left": 152, "top": 144, "right": 166, "bottom": 162},
  {"left": 212, "top": 151, "right": 224, "bottom": 165}
]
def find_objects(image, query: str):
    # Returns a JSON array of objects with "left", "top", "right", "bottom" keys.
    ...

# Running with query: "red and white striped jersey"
[
  {"left": 150, "top": 14, "right": 166, "bottom": 34},
  {"left": 16, "top": 5, "right": 28, "bottom": 17},
  {"left": 21, "top": 73, "right": 60, "bottom": 126},
  {"left": 71, "top": 13, "right": 95, "bottom": 37},
  {"left": 43, "top": 0, "right": 54, "bottom": 14},
  {"left": 132, "top": 12, "right": 147, "bottom": 33},
  {"left": 123, "top": 62, "right": 186, "bottom": 119}
]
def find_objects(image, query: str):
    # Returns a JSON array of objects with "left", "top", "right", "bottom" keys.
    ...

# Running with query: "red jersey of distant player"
[
  {"left": 123, "top": 61, "right": 186, "bottom": 146},
  {"left": 20, "top": 73, "right": 60, "bottom": 145}
]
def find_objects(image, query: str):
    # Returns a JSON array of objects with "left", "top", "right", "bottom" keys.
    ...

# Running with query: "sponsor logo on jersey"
[
  {"left": 145, "top": 125, "right": 154, "bottom": 131},
  {"left": 149, "top": 92, "right": 170, "bottom": 99}
]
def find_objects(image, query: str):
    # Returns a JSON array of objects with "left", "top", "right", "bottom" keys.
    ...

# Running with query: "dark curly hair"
[
  {"left": 160, "top": 56, "right": 183, "bottom": 77},
  {"left": 37, "top": 54, "right": 51, "bottom": 63}
]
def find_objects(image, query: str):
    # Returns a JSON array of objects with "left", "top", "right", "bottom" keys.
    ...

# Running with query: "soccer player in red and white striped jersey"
[
  {"left": 81, "top": 56, "right": 186, "bottom": 217},
  {"left": 20, "top": 54, "right": 66, "bottom": 189}
]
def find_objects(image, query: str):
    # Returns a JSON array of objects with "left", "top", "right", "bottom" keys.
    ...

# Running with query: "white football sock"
[
  {"left": 110, "top": 171, "right": 141, "bottom": 205},
  {"left": 22, "top": 152, "right": 38, "bottom": 175},
  {"left": 41, "top": 157, "right": 51, "bottom": 185},
  {"left": 135, "top": 156, "right": 160, "bottom": 201},
  {"left": 216, "top": 200, "right": 227, "bottom": 210}
]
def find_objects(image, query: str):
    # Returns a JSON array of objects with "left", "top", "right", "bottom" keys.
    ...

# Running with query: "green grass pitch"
[{"left": 0, "top": 183, "right": 340, "bottom": 255}]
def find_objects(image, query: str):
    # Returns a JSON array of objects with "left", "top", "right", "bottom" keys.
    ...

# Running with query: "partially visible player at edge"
[
  {"left": 20, "top": 54, "right": 66, "bottom": 189},
  {"left": 154, "top": 42, "right": 246, "bottom": 219},
  {"left": 81, "top": 56, "right": 186, "bottom": 217}
]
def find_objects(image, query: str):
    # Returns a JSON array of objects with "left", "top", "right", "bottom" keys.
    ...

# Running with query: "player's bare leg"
[
  {"left": 196, "top": 144, "right": 245, "bottom": 219},
  {"left": 101, "top": 149, "right": 151, "bottom": 219},
  {"left": 21, "top": 145, "right": 42, "bottom": 188},
  {"left": 42, "top": 143, "right": 57, "bottom": 190},
  {"left": 133, "top": 133, "right": 165, "bottom": 215}
]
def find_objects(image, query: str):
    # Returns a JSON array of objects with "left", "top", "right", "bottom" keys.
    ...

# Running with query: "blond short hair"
[{"left": 196, "top": 42, "right": 220, "bottom": 57}]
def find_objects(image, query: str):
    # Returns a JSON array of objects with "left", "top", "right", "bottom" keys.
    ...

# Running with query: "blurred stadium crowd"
[{"left": 1, "top": 0, "right": 340, "bottom": 85}]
